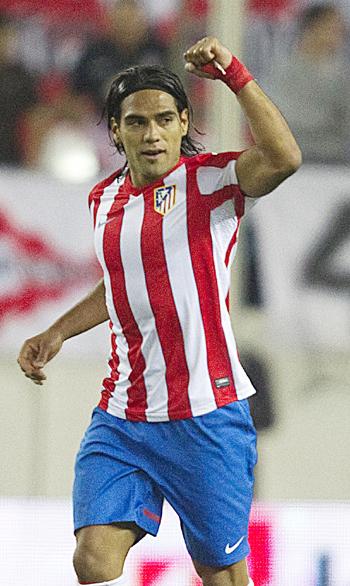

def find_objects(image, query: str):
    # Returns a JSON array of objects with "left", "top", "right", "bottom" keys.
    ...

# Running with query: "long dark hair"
[{"left": 103, "top": 65, "right": 204, "bottom": 156}]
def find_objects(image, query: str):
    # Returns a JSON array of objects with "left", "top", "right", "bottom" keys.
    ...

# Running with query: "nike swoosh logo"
[
  {"left": 225, "top": 535, "right": 245, "bottom": 554},
  {"left": 97, "top": 217, "right": 115, "bottom": 228}
]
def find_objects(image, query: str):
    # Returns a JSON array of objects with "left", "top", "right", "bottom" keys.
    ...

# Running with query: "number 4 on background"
[{"left": 302, "top": 201, "right": 350, "bottom": 292}]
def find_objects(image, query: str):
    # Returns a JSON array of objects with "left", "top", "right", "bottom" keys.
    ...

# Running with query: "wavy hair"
[{"left": 103, "top": 65, "right": 204, "bottom": 156}]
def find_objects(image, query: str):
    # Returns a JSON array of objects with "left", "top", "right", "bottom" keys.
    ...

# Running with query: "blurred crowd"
[
  {"left": 0, "top": 0, "right": 209, "bottom": 180},
  {"left": 1, "top": 0, "right": 350, "bottom": 179},
  {"left": 245, "top": 0, "right": 350, "bottom": 165}
]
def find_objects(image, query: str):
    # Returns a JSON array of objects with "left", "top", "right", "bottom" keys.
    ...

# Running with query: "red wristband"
[{"left": 202, "top": 55, "right": 254, "bottom": 94}]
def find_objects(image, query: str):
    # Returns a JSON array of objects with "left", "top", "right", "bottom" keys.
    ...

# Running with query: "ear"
[
  {"left": 180, "top": 108, "right": 189, "bottom": 136},
  {"left": 110, "top": 116, "right": 120, "bottom": 138},
  {"left": 110, "top": 116, "right": 123, "bottom": 148}
]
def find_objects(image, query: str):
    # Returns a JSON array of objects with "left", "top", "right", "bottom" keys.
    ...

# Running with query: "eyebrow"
[{"left": 124, "top": 110, "right": 178, "bottom": 121}]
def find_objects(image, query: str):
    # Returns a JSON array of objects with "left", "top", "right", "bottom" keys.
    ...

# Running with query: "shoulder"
[
  {"left": 88, "top": 168, "right": 125, "bottom": 208},
  {"left": 185, "top": 152, "right": 243, "bottom": 194},
  {"left": 185, "top": 151, "right": 243, "bottom": 171}
]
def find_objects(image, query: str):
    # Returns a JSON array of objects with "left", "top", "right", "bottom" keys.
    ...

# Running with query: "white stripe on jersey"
[
  {"left": 197, "top": 160, "right": 239, "bottom": 194},
  {"left": 120, "top": 194, "right": 169, "bottom": 420},
  {"left": 197, "top": 159, "right": 258, "bottom": 216},
  {"left": 210, "top": 200, "right": 256, "bottom": 399},
  {"left": 163, "top": 166, "right": 216, "bottom": 415},
  {"left": 90, "top": 199, "right": 95, "bottom": 229},
  {"left": 94, "top": 176, "right": 131, "bottom": 416}
]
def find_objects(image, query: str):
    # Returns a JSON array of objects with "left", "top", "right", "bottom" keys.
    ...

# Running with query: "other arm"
[
  {"left": 17, "top": 279, "right": 109, "bottom": 385},
  {"left": 184, "top": 36, "right": 302, "bottom": 197}
]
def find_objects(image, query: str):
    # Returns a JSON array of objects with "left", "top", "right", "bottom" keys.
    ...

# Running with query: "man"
[
  {"left": 18, "top": 37, "right": 301, "bottom": 586},
  {"left": 72, "top": 0, "right": 169, "bottom": 113},
  {"left": 267, "top": 2, "right": 350, "bottom": 164},
  {"left": 0, "top": 13, "right": 37, "bottom": 165}
]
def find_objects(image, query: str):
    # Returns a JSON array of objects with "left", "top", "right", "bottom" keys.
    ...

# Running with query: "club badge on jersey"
[{"left": 154, "top": 185, "right": 176, "bottom": 216}]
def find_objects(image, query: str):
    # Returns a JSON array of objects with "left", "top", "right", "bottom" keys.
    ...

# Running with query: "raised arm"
[
  {"left": 17, "top": 279, "right": 109, "bottom": 385},
  {"left": 184, "top": 36, "right": 302, "bottom": 197}
]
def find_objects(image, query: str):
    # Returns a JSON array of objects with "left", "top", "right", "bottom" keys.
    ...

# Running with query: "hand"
[
  {"left": 17, "top": 328, "right": 64, "bottom": 385},
  {"left": 184, "top": 36, "right": 232, "bottom": 79}
]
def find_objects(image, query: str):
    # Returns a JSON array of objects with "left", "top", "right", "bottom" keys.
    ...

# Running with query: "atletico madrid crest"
[{"left": 154, "top": 185, "right": 176, "bottom": 216}]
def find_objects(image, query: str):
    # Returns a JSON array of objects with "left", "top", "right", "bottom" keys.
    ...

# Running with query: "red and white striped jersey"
[{"left": 89, "top": 151, "right": 256, "bottom": 422}]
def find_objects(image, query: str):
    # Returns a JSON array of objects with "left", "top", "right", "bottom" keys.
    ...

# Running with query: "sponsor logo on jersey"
[
  {"left": 154, "top": 185, "right": 176, "bottom": 216},
  {"left": 214, "top": 376, "right": 230, "bottom": 389},
  {"left": 97, "top": 216, "right": 116, "bottom": 228}
]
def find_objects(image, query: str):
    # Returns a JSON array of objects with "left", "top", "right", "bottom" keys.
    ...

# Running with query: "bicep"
[{"left": 236, "top": 147, "right": 287, "bottom": 198}]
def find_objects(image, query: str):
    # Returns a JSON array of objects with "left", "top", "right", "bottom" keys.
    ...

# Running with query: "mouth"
[{"left": 141, "top": 149, "right": 166, "bottom": 161}]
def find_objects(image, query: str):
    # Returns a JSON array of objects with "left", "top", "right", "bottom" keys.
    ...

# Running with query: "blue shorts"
[{"left": 73, "top": 400, "right": 257, "bottom": 567}]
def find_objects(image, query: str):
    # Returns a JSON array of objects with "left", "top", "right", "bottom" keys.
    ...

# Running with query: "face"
[
  {"left": 308, "top": 11, "right": 345, "bottom": 55},
  {"left": 111, "top": 89, "right": 189, "bottom": 188}
]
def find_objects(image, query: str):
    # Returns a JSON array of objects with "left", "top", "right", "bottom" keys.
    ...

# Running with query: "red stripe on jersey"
[
  {"left": 203, "top": 185, "right": 245, "bottom": 219},
  {"left": 103, "top": 195, "right": 148, "bottom": 421},
  {"left": 196, "top": 151, "right": 243, "bottom": 169},
  {"left": 186, "top": 165, "right": 238, "bottom": 406},
  {"left": 190, "top": 152, "right": 245, "bottom": 218},
  {"left": 233, "top": 192, "right": 245, "bottom": 218},
  {"left": 224, "top": 218, "right": 241, "bottom": 313},
  {"left": 141, "top": 187, "right": 192, "bottom": 420},
  {"left": 225, "top": 218, "right": 240, "bottom": 267},
  {"left": 99, "top": 326, "right": 119, "bottom": 410},
  {"left": 88, "top": 169, "right": 123, "bottom": 228}
]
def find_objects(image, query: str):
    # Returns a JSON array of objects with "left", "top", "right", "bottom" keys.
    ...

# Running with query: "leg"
[
  {"left": 137, "top": 402, "right": 256, "bottom": 585},
  {"left": 73, "top": 408, "right": 164, "bottom": 582},
  {"left": 193, "top": 558, "right": 252, "bottom": 586},
  {"left": 73, "top": 521, "right": 144, "bottom": 583}
]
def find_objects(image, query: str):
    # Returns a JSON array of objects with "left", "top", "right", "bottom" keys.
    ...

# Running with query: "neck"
[{"left": 128, "top": 155, "right": 183, "bottom": 188}]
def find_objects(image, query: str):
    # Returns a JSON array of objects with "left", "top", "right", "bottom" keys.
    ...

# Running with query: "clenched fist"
[{"left": 183, "top": 36, "right": 232, "bottom": 78}]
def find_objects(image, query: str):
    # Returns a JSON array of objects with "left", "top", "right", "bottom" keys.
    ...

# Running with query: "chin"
[{"left": 146, "top": 162, "right": 167, "bottom": 177}]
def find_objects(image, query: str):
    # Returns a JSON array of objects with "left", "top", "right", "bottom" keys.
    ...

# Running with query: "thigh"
[
  {"left": 145, "top": 400, "right": 257, "bottom": 568},
  {"left": 73, "top": 408, "right": 164, "bottom": 538},
  {"left": 75, "top": 521, "right": 143, "bottom": 552},
  {"left": 74, "top": 522, "right": 142, "bottom": 581}
]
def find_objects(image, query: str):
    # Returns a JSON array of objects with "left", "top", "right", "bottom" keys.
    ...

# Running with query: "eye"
[
  {"left": 160, "top": 115, "right": 174, "bottom": 126},
  {"left": 126, "top": 118, "right": 144, "bottom": 127}
]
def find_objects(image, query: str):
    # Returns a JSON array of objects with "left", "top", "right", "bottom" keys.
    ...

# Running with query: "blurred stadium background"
[{"left": 1, "top": 0, "right": 349, "bottom": 584}]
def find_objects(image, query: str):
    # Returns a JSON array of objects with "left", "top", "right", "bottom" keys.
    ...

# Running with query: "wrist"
[
  {"left": 223, "top": 55, "right": 254, "bottom": 94},
  {"left": 202, "top": 55, "right": 254, "bottom": 94},
  {"left": 47, "top": 323, "right": 66, "bottom": 344}
]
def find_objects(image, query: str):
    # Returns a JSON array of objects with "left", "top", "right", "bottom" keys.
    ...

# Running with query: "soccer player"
[{"left": 17, "top": 37, "right": 301, "bottom": 586}]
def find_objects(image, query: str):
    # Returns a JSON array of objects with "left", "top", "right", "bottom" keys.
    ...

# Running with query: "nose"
[{"left": 144, "top": 120, "right": 160, "bottom": 142}]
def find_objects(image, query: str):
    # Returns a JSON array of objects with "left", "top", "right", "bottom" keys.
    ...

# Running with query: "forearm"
[
  {"left": 48, "top": 279, "right": 109, "bottom": 341},
  {"left": 184, "top": 37, "right": 302, "bottom": 197}
]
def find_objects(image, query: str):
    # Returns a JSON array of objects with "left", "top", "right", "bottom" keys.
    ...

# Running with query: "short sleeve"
[{"left": 195, "top": 151, "right": 253, "bottom": 218}]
